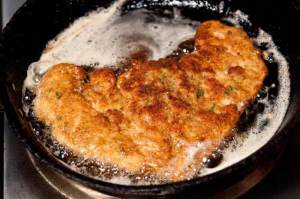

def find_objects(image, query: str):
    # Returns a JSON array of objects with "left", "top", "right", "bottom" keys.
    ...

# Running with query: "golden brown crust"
[{"left": 34, "top": 20, "right": 267, "bottom": 181}]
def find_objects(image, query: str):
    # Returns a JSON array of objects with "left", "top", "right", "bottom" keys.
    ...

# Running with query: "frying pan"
[{"left": 1, "top": 0, "right": 300, "bottom": 198}]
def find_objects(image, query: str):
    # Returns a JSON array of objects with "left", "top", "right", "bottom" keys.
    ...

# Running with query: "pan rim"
[{"left": 1, "top": 0, "right": 299, "bottom": 196}]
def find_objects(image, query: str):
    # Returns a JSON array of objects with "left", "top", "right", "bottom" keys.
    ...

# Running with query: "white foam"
[
  {"left": 145, "top": 0, "right": 225, "bottom": 12},
  {"left": 224, "top": 10, "right": 252, "bottom": 27}
]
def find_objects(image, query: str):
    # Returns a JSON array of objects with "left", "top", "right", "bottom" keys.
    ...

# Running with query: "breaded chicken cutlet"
[{"left": 34, "top": 20, "right": 267, "bottom": 181}]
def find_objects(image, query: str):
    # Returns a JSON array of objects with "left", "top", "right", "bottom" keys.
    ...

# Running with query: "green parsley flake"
[
  {"left": 196, "top": 88, "right": 204, "bottom": 98},
  {"left": 209, "top": 103, "right": 216, "bottom": 112},
  {"left": 55, "top": 91, "right": 62, "bottom": 99},
  {"left": 224, "top": 86, "right": 234, "bottom": 95}
]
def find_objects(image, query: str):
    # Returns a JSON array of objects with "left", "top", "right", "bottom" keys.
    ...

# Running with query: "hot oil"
[{"left": 22, "top": 1, "right": 290, "bottom": 185}]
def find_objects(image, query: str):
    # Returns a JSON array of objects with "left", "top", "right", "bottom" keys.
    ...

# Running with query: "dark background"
[{"left": 2, "top": 0, "right": 300, "bottom": 198}]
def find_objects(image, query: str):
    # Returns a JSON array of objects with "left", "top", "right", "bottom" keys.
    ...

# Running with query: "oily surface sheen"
[{"left": 34, "top": 20, "right": 267, "bottom": 181}]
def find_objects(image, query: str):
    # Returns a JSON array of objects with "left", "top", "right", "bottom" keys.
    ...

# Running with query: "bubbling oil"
[{"left": 23, "top": 0, "right": 290, "bottom": 185}]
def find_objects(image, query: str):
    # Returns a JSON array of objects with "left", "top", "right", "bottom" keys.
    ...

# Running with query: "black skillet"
[{"left": 1, "top": 0, "right": 300, "bottom": 198}]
